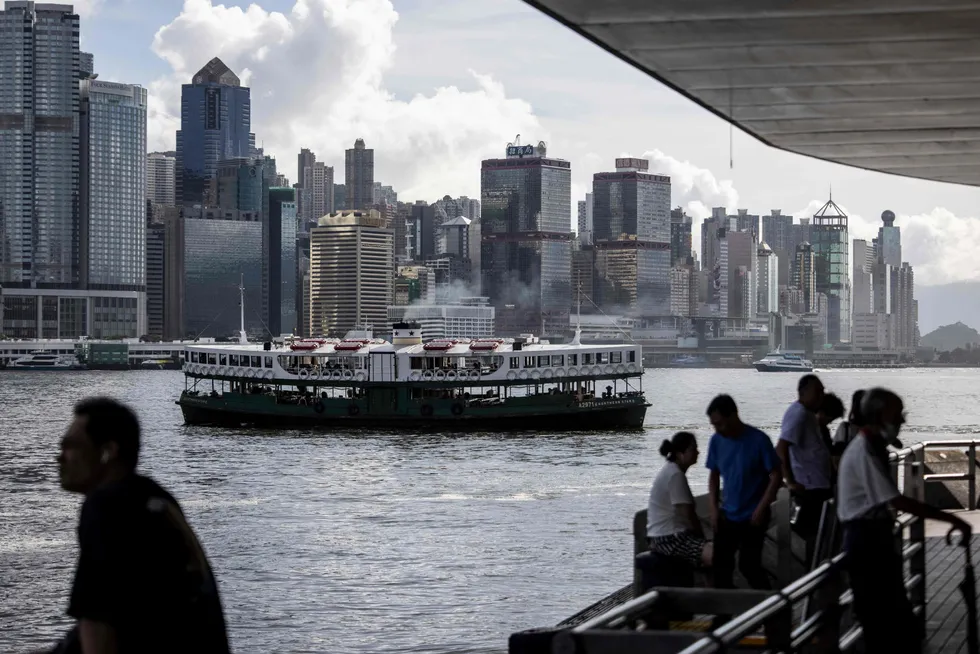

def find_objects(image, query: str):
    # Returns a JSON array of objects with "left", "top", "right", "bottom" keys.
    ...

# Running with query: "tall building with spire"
[
  {"left": 176, "top": 58, "right": 252, "bottom": 206},
  {"left": 810, "top": 196, "right": 850, "bottom": 343}
]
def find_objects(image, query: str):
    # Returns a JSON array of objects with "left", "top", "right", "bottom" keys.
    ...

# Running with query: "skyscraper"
[
  {"left": 146, "top": 223, "right": 165, "bottom": 339},
  {"left": 480, "top": 141, "right": 572, "bottom": 335},
  {"left": 670, "top": 208, "right": 693, "bottom": 266},
  {"left": 811, "top": 197, "right": 850, "bottom": 343},
  {"left": 303, "top": 161, "right": 334, "bottom": 220},
  {"left": 147, "top": 152, "right": 176, "bottom": 207},
  {"left": 0, "top": 1, "right": 80, "bottom": 298},
  {"left": 757, "top": 242, "right": 778, "bottom": 316},
  {"left": 577, "top": 193, "right": 593, "bottom": 246},
  {"left": 852, "top": 239, "right": 874, "bottom": 315},
  {"left": 176, "top": 58, "right": 251, "bottom": 206},
  {"left": 79, "top": 79, "right": 148, "bottom": 337},
  {"left": 344, "top": 138, "right": 374, "bottom": 210},
  {"left": 592, "top": 157, "right": 671, "bottom": 314},
  {"left": 265, "top": 188, "right": 297, "bottom": 335},
  {"left": 875, "top": 210, "right": 902, "bottom": 267},
  {"left": 309, "top": 210, "right": 393, "bottom": 336},
  {"left": 794, "top": 242, "right": 816, "bottom": 314}
]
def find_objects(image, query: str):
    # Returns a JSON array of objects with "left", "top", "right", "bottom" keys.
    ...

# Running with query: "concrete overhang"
[{"left": 523, "top": 0, "right": 980, "bottom": 187}]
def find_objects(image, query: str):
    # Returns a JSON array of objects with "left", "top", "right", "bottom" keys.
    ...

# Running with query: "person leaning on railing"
[{"left": 837, "top": 387, "right": 971, "bottom": 654}]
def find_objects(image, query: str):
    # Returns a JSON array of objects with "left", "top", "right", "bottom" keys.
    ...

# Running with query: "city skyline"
[{"left": 75, "top": 0, "right": 980, "bottom": 290}]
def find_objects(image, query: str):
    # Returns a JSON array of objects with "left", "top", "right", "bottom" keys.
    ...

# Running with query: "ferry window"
[
  {"left": 583, "top": 353, "right": 593, "bottom": 365},
  {"left": 251, "top": 356, "right": 261, "bottom": 367},
  {"left": 264, "top": 357, "right": 273, "bottom": 368},
  {"left": 597, "top": 352, "right": 608, "bottom": 364},
  {"left": 552, "top": 355, "right": 564, "bottom": 367},
  {"left": 510, "top": 356, "right": 520, "bottom": 369},
  {"left": 190, "top": 352, "right": 197, "bottom": 363},
  {"left": 219, "top": 354, "right": 228, "bottom": 365},
  {"left": 568, "top": 353, "right": 578, "bottom": 366},
  {"left": 229, "top": 355, "right": 239, "bottom": 366},
  {"left": 207, "top": 354, "right": 217, "bottom": 365},
  {"left": 628, "top": 351, "right": 636, "bottom": 363},
  {"left": 524, "top": 356, "right": 535, "bottom": 368},
  {"left": 611, "top": 352, "right": 622, "bottom": 364},
  {"left": 537, "top": 355, "right": 550, "bottom": 367}
]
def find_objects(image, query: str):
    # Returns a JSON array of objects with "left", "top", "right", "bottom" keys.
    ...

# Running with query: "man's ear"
[{"left": 100, "top": 441, "right": 120, "bottom": 464}]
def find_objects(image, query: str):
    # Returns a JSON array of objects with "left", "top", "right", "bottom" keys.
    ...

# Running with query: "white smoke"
[
  {"left": 148, "top": 0, "right": 541, "bottom": 199},
  {"left": 640, "top": 149, "right": 740, "bottom": 219}
]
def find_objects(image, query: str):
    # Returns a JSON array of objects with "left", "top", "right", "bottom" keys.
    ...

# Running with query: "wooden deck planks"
[{"left": 924, "top": 536, "right": 979, "bottom": 654}]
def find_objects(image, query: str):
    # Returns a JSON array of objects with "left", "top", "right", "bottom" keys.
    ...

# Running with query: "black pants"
[
  {"left": 713, "top": 513, "right": 771, "bottom": 590},
  {"left": 793, "top": 487, "right": 833, "bottom": 567},
  {"left": 844, "top": 520, "right": 922, "bottom": 654}
]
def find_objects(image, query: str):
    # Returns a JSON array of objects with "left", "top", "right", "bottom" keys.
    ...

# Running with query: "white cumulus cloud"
[
  {"left": 640, "top": 149, "right": 739, "bottom": 220},
  {"left": 148, "top": 0, "right": 542, "bottom": 200}
]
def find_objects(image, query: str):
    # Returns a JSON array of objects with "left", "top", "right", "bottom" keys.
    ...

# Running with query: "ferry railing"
[{"left": 551, "top": 439, "right": 980, "bottom": 654}]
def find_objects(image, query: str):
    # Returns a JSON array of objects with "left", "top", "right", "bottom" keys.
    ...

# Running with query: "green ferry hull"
[{"left": 177, "top": 390, "right": 648, "bottom": 431}]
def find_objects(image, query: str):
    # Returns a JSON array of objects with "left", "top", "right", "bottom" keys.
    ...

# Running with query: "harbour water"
[{"left": 3, "top": 368, "right": 978, "bottom": 652}]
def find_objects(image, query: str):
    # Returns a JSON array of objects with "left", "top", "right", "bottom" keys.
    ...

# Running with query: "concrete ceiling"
[{"left": 523, "top": 0, "right": 980, "bottom": 187}]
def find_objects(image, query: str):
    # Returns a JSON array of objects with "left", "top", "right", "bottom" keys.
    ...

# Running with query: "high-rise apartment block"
[
  {"left": 265, "top": 188, "right": 297, "bottom": 336},
  {"left": 481, "top": 141, "right": 572, "bottom": 335},
  {"left": 756, "top": 242, "right": 778, "bottom": 316},
  {"left": 852, "top": 239, "right": 874, "bottom": 315},
  {"left": 670, "top": 208, "right": 693, "bottom": 266},
  {"left": 577, "top": 193, "right": 594, "bottom": 246},
  {"left": 176, "top": 58, "right": 252, "bottom": 207},
  {"left": 309, "top": 210, "right": 393, "bottom": 337},
  {"left": 79, "top": 79, "right": 148, "bottom": 337},
  {"left": 147, "top": 152, "right": 176, "bottom": 207},
  {"left": 344, "top": 139, "right": 374, "bottom": 210},
  {"left": 592, "top": 158, "right": 671, "bottom": 315}
]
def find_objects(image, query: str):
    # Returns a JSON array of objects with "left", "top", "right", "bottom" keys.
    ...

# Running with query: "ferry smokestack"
[{"left": 391, "top": 321, "right": 423, "bottom": 346}]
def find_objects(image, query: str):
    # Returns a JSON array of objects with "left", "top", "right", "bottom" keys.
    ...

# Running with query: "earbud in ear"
[{"left": 100, "top": 451, "right": 110, "bottom": 464}]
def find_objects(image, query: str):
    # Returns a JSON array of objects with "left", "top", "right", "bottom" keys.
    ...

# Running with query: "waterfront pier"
[{"left": 511, "top": 440, "right": 980, "bottom": 654}]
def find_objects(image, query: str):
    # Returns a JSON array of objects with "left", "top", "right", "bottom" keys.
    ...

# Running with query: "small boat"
[
  {"left": 752, "top": 348, "right": 813, "bottom": 372},
  {"left": 11, "top": 351, "right": 86, "bottom": 370}
]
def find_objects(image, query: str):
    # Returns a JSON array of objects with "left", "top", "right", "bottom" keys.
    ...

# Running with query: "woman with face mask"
[{"left": 646, "top": 431, "right": 713, "bottom": 568}]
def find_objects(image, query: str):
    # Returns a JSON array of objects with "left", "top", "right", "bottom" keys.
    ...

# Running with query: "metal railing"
[{"left": 553, "top": 439, "right": 980, "bottom": 654}]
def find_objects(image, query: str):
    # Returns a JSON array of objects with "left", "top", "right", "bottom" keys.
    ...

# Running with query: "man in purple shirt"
[{"left": 776, "top": 374, "right": 832, "bottom": 567}]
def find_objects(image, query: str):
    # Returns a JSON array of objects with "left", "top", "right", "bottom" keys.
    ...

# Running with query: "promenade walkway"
[{"left": 925, "top": 513, "right": 980, "bottom": 654}]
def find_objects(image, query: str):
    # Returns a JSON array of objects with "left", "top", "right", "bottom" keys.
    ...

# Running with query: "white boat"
[
  {"left": 10, "top": 351, "right": 85, "bottom": 370},
  {"left": 752, "top": 348, "right": 813, "bottom": 372}
]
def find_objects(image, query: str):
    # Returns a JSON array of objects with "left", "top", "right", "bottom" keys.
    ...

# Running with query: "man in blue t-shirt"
[{"left": 705, "top": 394, "right": 781, "bottom": 589}]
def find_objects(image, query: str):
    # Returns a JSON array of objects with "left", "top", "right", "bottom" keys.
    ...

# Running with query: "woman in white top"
[{"left": 646, "top": 431, "right": 712, "bottom": 567}]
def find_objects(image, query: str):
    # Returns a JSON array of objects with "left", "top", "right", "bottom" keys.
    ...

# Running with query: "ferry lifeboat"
[
  {"left": 469, "top": 340, "right": 501, "bottom": 351},
  {"left": 289, "top": 341, "right": 319, "bottom": 352},
  {"left": 334, "top": 341, "right": 367, "bottom": 352},
  {"left": 423, "top": 340, "right": 457, "bottom": 351}
]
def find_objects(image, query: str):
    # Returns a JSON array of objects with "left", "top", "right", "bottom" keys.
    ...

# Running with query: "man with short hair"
[
  {"left": 776, "top": 374, "right": 833, "bottom": 566},
  {"left": 52, "top": 397, "right": 231, "bottom": 654},
  {"left": 705, "top": 394, "right": 781, "bottom": 590},
  {"left": 838, "top": 387, "right": 971, "bottom": 654}
]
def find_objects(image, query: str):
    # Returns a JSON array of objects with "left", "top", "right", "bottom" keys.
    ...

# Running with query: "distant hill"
[
  {"left": 916, "top": 282, "right": 980, "bottom": 333},
  {"left": 920, "top": 322, "right": 980, "bottom": 351}
]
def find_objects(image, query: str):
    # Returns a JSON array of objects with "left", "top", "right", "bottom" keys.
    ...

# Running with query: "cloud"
[
  {"left": 640, "top": 149, "right": 739, "bottom": 220},
  {"left": 149, "top": 0, "right": 541, "bottom": 199},
  {"left": 793, "top": 201, "right": 980, "bottom": 286},
  {"left": 73, "top": 0, "right": 102, "bottom": 17}
]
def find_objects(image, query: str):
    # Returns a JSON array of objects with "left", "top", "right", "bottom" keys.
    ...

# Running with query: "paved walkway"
[{"left": 925, "top": 512, "right": 980, "bottom": 654}]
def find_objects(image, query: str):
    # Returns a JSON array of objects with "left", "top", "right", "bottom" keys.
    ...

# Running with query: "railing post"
[
  {"left": 773, "top": 488, "right": 793, "bottom": 586},
  {"left": 907, "top": 447, "right": 927, "bottom": 636},
  {"left": 969, "top": 442, "right": 977, "bottom": 511}
]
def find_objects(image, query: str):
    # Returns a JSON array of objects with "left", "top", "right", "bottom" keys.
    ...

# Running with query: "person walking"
[
  {"left": 838, "top": 387, "right": 971, "bottom": 654},
  {"left": 705, "top": 395, "right": 781, "bottom": 589},
  {"left": 51, "top": 397, "right": 231, "bottom": 654},
  {"left": 776, "top": 374, "right": 833, "bottom": 567},
  {"left": 647, "top": 431, "right": 712, "bottom": 568}
]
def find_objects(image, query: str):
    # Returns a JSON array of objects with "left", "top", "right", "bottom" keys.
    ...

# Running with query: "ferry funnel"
[{"left": 391, "top": 321, "right": 423, "bottom": 346}]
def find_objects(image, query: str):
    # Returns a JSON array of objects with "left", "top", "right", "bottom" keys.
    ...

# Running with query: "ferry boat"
[
  {"left": 752, "top": 348, "right": 814, "bottom": 372},
  {"left": 9, "top": 351, "right": 86, "bottom": 370},
  {"left": 176, "top": 321, "right": 649, "bottom": 430}
]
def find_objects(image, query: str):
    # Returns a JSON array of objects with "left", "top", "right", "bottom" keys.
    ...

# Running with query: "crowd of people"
[{"left": 646, "top": 377, "right": 972, "bottom": 653}]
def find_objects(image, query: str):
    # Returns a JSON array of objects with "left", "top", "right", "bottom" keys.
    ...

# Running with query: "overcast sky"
[{"left": 78, "top": 0, "right": 980, "bottom": 288}]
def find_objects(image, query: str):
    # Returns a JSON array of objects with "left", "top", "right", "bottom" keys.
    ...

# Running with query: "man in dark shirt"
[{"left": 53, "top": 397, "right": 231, "bottom": 654}]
